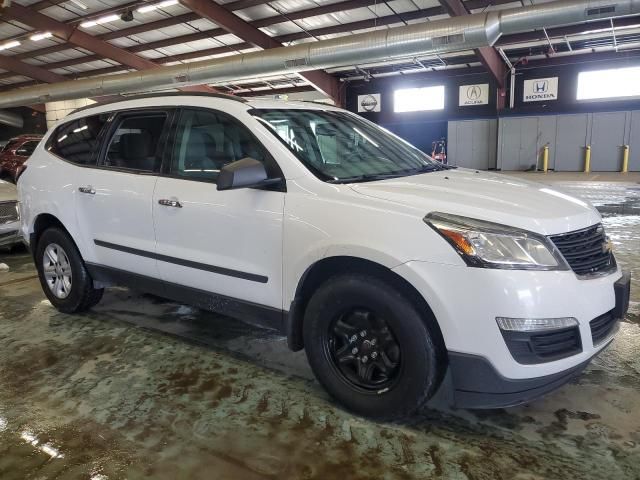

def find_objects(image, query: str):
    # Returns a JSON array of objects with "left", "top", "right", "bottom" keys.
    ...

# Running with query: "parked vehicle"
[
  {"left": 18, "top": 94, "right": 630, "bottom": 419},
  {"left": 0, "top": 134, "right": 43, "bottom": 182},
  {"left": 0, "top": 179, "right": 21, "bottom": 249}
]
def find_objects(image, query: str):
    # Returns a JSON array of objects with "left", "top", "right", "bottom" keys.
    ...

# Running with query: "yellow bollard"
[
  {"left": 542, "top": 145, "right": 549, "bottom": 173},
  {"left": 622, "top": 145, "right": 629, "bottom": 173},
  {"left": 584, "top": 145, "right": 591, "bottom": 173}
]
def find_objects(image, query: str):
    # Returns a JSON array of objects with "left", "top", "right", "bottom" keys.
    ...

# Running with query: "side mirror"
[{"left": 217, "top": 157, "right": 281, "bottom": 191}]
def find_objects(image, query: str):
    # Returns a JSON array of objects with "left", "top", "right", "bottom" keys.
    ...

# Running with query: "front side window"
[
  {"left": 170, "top": 109, "right": 267, "bottom": 181},
  {"left": 46, "top": 114, "right": 108, "bottom": 165},
  {"left": 102, "top": 114, "right": 167, "bottom": 173},
  {"left": 251, "top": 108, "right": 442, "bottom": 182}
]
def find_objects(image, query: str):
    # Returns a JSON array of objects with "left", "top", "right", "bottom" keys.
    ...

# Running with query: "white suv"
[{"left": 18, "top": 93, "right": 630, "bottom": 419}]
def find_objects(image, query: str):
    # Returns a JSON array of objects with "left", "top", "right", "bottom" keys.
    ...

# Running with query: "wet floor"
[{"left": 1, "top": 177, "right": 639, "bottom": 479}]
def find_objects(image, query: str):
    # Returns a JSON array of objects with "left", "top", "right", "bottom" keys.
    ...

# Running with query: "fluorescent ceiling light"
[
  {"left": 0, "top": 40, "right": 20, "bottom": 51},
  {"left": 137, "top": 0, "right": 179, "bottom": 13},
  {"left": 30, "top": 32, "right": 53, "bottom": 41},
  {"left": 68, "top": 0, "right": 88, "bottom": 9},
  {"left": 80, "top": 14, "right": 120, "bottom": 28}
]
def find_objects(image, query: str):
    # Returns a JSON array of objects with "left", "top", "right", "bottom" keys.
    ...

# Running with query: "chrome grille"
[
  {"left": 549, "top": 224, "right": 614, "bottom": 276},
  {"left": 0, "top": 201, "right": 18, "bottom": 224}
]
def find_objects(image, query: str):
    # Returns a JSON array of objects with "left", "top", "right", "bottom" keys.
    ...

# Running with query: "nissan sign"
[
  {"left": 459, "top": 83, "right": 489, "bottom": 106},
  {"left": 523, "top": 77, "right": 558, "bottom": 102},
  {"left": 357, "top": 93, "right": 381, "bottom": 112}
]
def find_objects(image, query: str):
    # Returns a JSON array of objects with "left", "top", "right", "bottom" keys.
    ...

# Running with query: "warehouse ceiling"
[{"left": 0, "top": 0, "right": 639, "bottom": 99}]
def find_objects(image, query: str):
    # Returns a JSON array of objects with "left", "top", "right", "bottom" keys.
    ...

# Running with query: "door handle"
[
  {"left": 78, "top": 186, "right": 96, "bottom": 195},
  {"left": 158, "top": 198, "right": 182, "bottom": 208}
]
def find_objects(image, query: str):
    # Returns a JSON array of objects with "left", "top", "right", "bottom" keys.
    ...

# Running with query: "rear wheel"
[
  {"left": 35, "top": 227, "right": 103, "bottom": 313},
  {"left": 303, "top": 274, "right": 444, "bottom": 420}
]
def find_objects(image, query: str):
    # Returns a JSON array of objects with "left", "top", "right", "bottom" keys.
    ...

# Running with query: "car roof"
[
  {"left": 67, "top": 92, "right": 342, "bottom": 118},
  {"left": 8, "top": 134, "right": 42, "bottom": 142}
]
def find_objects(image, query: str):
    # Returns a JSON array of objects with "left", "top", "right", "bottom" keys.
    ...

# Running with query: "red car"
[{"left": 0, "top": 134, "right": 43, "bottom": 182}]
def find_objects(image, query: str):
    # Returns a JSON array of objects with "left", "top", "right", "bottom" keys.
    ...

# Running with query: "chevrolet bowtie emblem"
[{"left": 603, "top": 237, "right": 613, "bottom": 254}]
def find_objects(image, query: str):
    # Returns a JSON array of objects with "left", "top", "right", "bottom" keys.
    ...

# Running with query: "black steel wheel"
[
  {"left": 327, "top": 308, "right": 401, "bottom": 391},
  {"left": 304, "top": 273, "right": 445, "bottom": 420}
]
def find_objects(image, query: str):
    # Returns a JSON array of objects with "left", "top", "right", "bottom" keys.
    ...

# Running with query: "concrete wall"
[{"left": 45, "top": 98, "right": 96, "bottom": 128}]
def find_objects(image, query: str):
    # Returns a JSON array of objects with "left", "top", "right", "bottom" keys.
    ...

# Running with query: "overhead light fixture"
[
  {"left": 68, "top": 0, "right": 87, "bottom": 9},
  {"left": 120, "top": 9, "right": 134, "bottom": 22},
  {"left": 30, "top": 32, "right": 53, "bottom": 41},
  {"left": 80, "top": 14, "right": 120, "bottom": 28},
  {"left": 137, "top": 0, "right": 179, "bottom": 13},
  {"left": 0, "top": 40, "right": 20, "bottom": 51}
]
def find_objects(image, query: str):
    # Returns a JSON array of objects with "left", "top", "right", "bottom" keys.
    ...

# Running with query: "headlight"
[{"left": 424, "top": 212, "right": 568, "bottom": 270}]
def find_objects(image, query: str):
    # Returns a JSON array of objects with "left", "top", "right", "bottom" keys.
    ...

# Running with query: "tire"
[
  {"left": 35, "top": 227, "right": 104, "bottom": 313},
  {"left": 303, "top": 274, "right": 444, "bottom": 420}
]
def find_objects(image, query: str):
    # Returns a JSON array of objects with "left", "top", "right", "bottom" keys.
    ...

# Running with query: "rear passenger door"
[
  {"left": 75, "top": 109, "right": 173, "bottom": 278},
  {"left": 152, "top": 107, "right": 285, "bottom": 319}
]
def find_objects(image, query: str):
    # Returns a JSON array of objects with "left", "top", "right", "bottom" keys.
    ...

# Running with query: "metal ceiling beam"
[
  {"left": 496, "top": 15, "right": 640, "bottom": 45},
  {"left": 0, "top": 54, "right": 66, "bottom": 84},
  {"left": 0, "top": 0, "right": 624, "bottom": 90},
  {"left": 1, "top": 2, "right": 219, "bottom": 93},
  {"left": 2, "top": 3, "right": 161, "bottom": 71},
  {"left": 0, "top": 3, "right": 458, "bottom": 82},
  {"left": 7, "top": 0, "right": 509, "bottom": 70},
  {"left": 438, "top": 0, "right": 507, "bottom": 88},
  {"left": 179, "top": 0, "right": 342, "bottom": 104}
]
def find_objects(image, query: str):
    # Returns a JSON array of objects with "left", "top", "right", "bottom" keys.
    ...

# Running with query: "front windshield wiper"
[
  {"left": 326, "top": 163, "right": 455, "bottom": 184},
  {"left": 326, "top": 173, "right": 406, "bottom": 184}
]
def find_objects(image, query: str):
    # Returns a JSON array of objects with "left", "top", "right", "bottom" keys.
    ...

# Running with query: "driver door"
[{"left": 152, "top": 108, "right": 285, "bottom": 324}]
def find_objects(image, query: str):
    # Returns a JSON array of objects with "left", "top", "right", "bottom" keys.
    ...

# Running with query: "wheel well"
[
  {"left": 31, "top": 214, "right": 68, "bottom": 256},
  {"left": 286, "top": 256, "right": 446, "bottom": 359}
]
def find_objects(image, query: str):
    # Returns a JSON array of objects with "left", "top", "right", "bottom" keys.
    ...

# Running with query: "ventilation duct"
[
  {"left": 0, "top": 109, "right": 23, "bottom": 128},
  {"left": 0, "top": 0, "right": 638, "bottom": 108}
]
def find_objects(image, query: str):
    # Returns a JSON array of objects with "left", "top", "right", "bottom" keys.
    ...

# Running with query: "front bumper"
[
  {"left": 393, "top": 261, "right": 630, "bottom": 407},
  {"left": 0, "top": 220, "right": 21, "bottom": 248},
  {"left": 446, "top": 349, "right": 600, "bottom": 409}
]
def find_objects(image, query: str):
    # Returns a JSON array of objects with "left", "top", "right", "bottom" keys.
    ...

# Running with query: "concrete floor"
[{"left": 0, "top": 174, "right": 639, "bottom": 479}]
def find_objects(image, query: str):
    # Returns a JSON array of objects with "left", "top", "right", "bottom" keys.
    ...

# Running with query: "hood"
[
  {"left": 350, "top": 169, "right": 601, "bottom": 235},
  {"left": 0, "top": 179, "right": 17, "bottom": 203}
]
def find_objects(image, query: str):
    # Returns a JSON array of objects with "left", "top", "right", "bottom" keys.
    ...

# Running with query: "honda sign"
[{"left": 523, "top": 77, "right": 558, "bottom": 102}]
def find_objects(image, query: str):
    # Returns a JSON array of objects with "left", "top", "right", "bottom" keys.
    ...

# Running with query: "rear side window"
[
  {"left": 47, "top": 114, "right": 108, "bottom": 165},
  {"left": 102, "top": 113, "right": 167, "bottom": 173},
  {"left": 17, "top": 140, "right": 39, "bottom": 157}
]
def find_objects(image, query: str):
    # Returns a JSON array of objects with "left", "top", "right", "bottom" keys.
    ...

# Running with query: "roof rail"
[{"left": 70, "top": 91, "right": 247, "bottom": 115}]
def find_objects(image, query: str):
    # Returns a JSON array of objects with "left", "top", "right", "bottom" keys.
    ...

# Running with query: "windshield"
[{"left": 250, "top": 108, "right": 445, "bottom": 183}]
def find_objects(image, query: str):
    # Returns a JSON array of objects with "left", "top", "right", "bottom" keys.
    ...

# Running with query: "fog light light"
[{"left": 496, "top": 317, "right": 578, "bottom": 332}]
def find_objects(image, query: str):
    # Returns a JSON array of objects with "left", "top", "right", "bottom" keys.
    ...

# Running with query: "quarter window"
[
  {"left": 103, "top": 114, "right": 167, "bottom": 173},
  {"left": 46, "top": 114, "right": 108, "bottom": 165},
  {"left": 171, "top": 109, "right": 267, "bottom": 181}
]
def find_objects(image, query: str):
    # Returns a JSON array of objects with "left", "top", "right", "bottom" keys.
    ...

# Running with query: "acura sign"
[
  {"left": 357, "top": 93, "right": 381, "bottom": 112},
  {"left": 459, "top": 84, "right": 489, "bottom": 106},
  {"left": 523, "top": 77, "right": 558, "bottom": 102}
]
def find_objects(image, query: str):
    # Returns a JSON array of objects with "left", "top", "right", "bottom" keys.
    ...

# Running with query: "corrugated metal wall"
[
  {"left": 497, "top": 111, "right": 640, "bottom": 171},
  {"left": 447, "top": 119, "right": 497, "bottom": 169}
]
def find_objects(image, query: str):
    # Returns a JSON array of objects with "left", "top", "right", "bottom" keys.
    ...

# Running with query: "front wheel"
[
  {"left": 35, "top": 227, "right": 103, "bottom": 313},
  {"left": 303, "top": 274, "right": 445, "bottom": 420}
]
